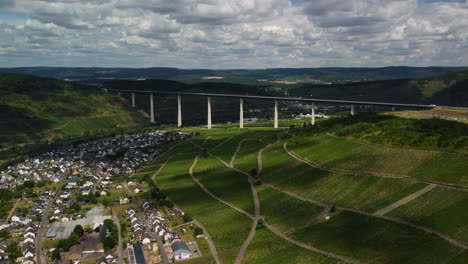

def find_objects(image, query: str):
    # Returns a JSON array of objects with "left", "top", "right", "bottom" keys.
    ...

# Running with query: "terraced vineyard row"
[
  {"left": 289, "top": 134, "right": 468, "bottom": 185},
  {"left": 260, "top": 140, "right": 428, "bottom": 212},
  {"left": 193, "top": 156, "right": 256, "bottom": 215},
  {"left": 387, "top": 187, "right": 468, "bottom": 242},
  {"left": 154, "top": 142, "right": 253, "bottom": 264},
  {"left": 242, "top": 229, "right": 345, "bottom": 264}
]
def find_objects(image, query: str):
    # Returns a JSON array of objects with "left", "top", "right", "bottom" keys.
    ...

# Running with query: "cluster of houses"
[
  {"left": 0, "top": 132, "right": 190, "bottom": 189},
  {"left": 141, "top": 201, "right": 178, "bottom": 243},
  {"left": 19, "top": 223, "right": 38, "bottom": 264},
  {"left": 125, "top": 207, "right": 151, "bottom": 245},
  {"left": 141, "top": 201, "right": 192, "bottom": 261}
]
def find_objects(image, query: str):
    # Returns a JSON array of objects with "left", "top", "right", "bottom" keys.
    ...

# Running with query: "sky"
[{"left": 0, "top": 0, "right": 467, "bottom": 69}]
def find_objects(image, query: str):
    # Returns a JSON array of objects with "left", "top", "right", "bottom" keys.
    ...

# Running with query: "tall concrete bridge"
[{"left": 109, "top": 89, "right": 437, "bottom": 129}]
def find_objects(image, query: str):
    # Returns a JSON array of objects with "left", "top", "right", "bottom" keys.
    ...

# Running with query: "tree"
[
  {"left": 104, "top": 219, "right": 115, "bottom": 232},
  {"left": 73, "top": 225, "right": 84, "bottom": 237},
  {"left": 51, "top": 249, "right": 61, "bottom": 260},
  {"left": 194, "top": 227, "right": 203, "bottom": 236},
  {"left": 103, "top": 236, "right": 117, "bottom": 251},
  {"left": 23, "top": 181, "right": 35, "bottom": 188},
  {"left": 84, "top": 225, "right": 93, "bottom": 234},
  {"left": 183, "top": 214, "right": 193, "bottom": 223},
  {"left": 72, "top": 202, "right": 81, "bottom": 212}
]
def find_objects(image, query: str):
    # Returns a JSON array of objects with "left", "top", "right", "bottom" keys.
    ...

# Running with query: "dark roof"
[
  {"left": 172, "top": 241, "right": 190, "bottom": 254},
  {"left": 133, "top": 244, "right": 146, "bottom": 264},
  {"left": 98, "top": 225, "right": 108, "bottom": 243}
]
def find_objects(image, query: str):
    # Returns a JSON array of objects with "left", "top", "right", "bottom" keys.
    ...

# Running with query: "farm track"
[
  {"left": 195, "top": 135, "right": 358, "bottom": 264},
  {"left": 265, "top": 184, "right": 468, "bottom": 249},
  {"left": 279, "top": 134, "right": 468, "bottom": 249},
  {"left": 6, "top": 197, "right": 21, "bottom": 221},
  {"left": 284, "top": 142, "right": 468, "bottom": 191},
  {"left": 374, "top": 184, "right": 436, "bottom": 216}
]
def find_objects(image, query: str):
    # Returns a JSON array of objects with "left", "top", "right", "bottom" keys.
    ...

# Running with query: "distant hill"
[
  {"left": 0, "top": 73, "right": 146, "bottom": 147},
  {"left": 288, "top": 70, "right": 468, "bottom": 107},
  {"left": 1, "top": 66, "right": 467, "bottom": 85}
]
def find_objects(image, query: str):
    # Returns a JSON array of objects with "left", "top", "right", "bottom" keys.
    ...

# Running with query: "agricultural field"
[
  {"left": 193, "top": 156, "right": 255, "bottom": 215},
  {"left": 410, "top": 152, "right": 468, "bottom": 186},
  {"left": 233, "top": 139, "right": 266, "bottom": 173},
  {"left": 386, "top": 187, "right": 468, "bottom": 242},
  {"left": 56, "top": 112, "right": 147, "bottom": 135},
  {"left": 289, "top": 134, "right": 468, "bottom": 186},
  {"left": 126, "top": 120, "right": 468, "bottom": 264},
  {"left": 260, "top": 138, "right": 429, "bottom": 212},
  {"left": 242, "top": 228, "right": 344, "bottom": 264},
  {"left": 258, "top": 187, "right": 325, "bottom": 233},
  {"left": 291, "top": 211, "right": 465, "bottom": 264},
  {"left": 155, "top": 143, "right": 253, "bottom": 264}
]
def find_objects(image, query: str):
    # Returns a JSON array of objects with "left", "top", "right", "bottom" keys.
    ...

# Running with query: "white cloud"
[{"left": 0, "top": 0, "right": 467, "bottom": 68}]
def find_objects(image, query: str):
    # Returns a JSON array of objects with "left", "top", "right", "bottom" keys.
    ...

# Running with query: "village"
[{"left": 0, "top": 131, "right": 207, "bottom": 264}]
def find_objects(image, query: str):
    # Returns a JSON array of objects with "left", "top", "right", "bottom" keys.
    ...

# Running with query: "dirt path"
[
  {"left": 263, "top": 221, "right": 362, "bottom": 264},
  {"left": 284, "top": 142, "right": 468, "bottom": 191},
  {"left": 48, "top": 121, "right": 70, "bottom": 132},
  {"left": 266, "top": 184, "right": 468, "bottom": 249},
  {"left": 189, "top": 135, "right": 363, "bottom": 264},
  {"left": 6, "top": 198, "right": 20, "bottom": 221},
  {"left": 189, "top": 155, "right": 254, "bottom": 219},
  {"left": 229, "top": 138, "right": 251, "bottom": 167},
  {"left": 374, "top": 184, "right": 436, "bottom": 216},
  {"left": 193, "top": 219, "right": 223, "bottom": 264}
]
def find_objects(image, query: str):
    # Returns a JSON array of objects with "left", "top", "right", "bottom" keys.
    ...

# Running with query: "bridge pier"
[
  {"left": 392, "top": 107, "right": 396, "bottom": 111},
  {"left": 132, "top": 92, "right": 135, "bottom": 107},
  {"left": 239, "top": 98, "right": 244, "bottom": 128},
  {"left": 274, "top": 100, "right": 278, "bottom": 128},
  {"left": 311, "top": 103, "right": 316, "bottom": 125},
  {"left": 350, "top": 104, "right": 355, "bottom": 116},
  {"left": 150, "top": 93, "right": 155, "bottom": 123},
  {"left": 177, "top": 95, "right": 182, "bottom": 127},
  {"left": 207, "top": 97, "right": 212, "bottom": 129}
]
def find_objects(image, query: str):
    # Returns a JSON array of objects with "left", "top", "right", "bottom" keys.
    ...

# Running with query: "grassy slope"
[
  {"left": 135, "top": 116, "right": 467, "bottom": 263},
  {"left": 292, "top": 210, "right": 464, "bottom": 264},
  {"left": 261, "top": 138, "right": 428, "bottom": 212},
  {"left": 387, "top": 187, "right": 468, "bottom": 242},
  {"left": 0, "top": 72, "right": 146, "bottom": 146},
  {"left": 289, "top": 134, "right": 468, "bottom": 186},
  {"left": 154, "top": 142, "right": 252, "bottom": 264},
  {"left": 242, "top": 228, "right": 344, "bottom": 264}
]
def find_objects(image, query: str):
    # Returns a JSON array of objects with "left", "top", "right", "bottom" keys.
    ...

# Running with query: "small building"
[
  {"left": 172, "top": 241, "right": 191, "bottom": 260},
  {"left": 119, "top": 197, "right": 130, "bottom": 205}
]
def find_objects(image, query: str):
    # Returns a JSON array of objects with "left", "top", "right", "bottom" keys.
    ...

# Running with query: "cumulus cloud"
[{"left": 0, "top": 0, "right": 467, "bottom": 68}]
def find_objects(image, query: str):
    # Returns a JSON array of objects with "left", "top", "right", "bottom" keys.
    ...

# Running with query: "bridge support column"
[
  {"left": 150, "top": 93, "right": 155, "bottom": 123},
  {"left": 274, "top": 100, "right": 278, "bottom": 128},
  {"left": 177, "top": 95, "right": 182, "bottom": 128},
  {"left": 239, "top": 98, "right": 244, "bottom": 128},
  {"left": 392, "top": 107, "right": 396, "bottom": 111},
  {"left": 131, "top": 92, "right": 135, "bottom": 107},
  {"left": 311, "top": 103, "right": 316, "bottom": 125},
  {"left": 117, "top": 92, "right": 121, "bottom": 96},
  {"left": 350, "top": 104, "right": 355, "bottom": 116},
  {"left": 207, "top": 97, "right": 212, "bottom": 129}
]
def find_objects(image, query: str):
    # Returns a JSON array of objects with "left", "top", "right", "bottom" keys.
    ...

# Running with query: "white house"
[{"left": 172, "top": 241, "right": 191, "bottom": 260}]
